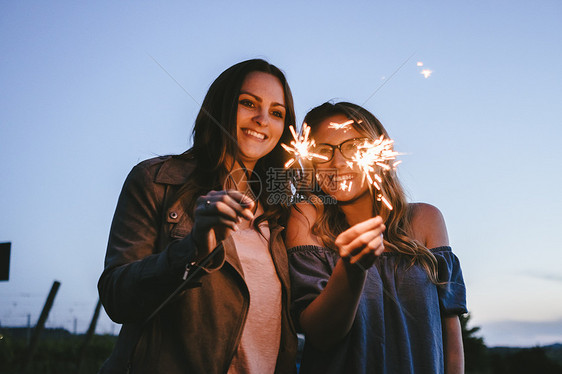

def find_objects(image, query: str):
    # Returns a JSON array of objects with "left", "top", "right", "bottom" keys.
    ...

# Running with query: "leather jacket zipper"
[{"left": 182, "top": 261, "right": 197, "bottom": 280}]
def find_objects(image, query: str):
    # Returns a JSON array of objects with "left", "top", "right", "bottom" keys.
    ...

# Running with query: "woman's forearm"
[
  {"left": 443, "top": 315, "right": 465, "bottom": 374},
  {"left": 300, "top": 259, "right": 367, "bottom": 350}
]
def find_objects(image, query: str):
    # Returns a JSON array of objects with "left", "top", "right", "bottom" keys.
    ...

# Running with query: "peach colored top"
[{"left": 227, "top": 223, "right": 282, "bottom": 374}]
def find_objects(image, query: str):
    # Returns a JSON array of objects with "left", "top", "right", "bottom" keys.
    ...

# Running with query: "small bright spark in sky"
[
  {"left": 417, "top": 61, "right": 424, "bottom": 67},
  {"left": 420, "top": 69, "right": 433, "bottom": 78}
]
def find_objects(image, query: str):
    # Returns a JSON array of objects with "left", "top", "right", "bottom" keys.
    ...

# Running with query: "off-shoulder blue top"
[{"left": 288, "top": 245, "right": 467, "bottom": 374}]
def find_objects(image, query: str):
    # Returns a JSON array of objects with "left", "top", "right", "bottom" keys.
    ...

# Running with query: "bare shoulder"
[
  {"left": 285, "top": 202, "right": 323, "bottom": 248},
  {"left": 410, "top": 202, "right": 444, "bottom": 222},
  {"left": 409, "top": 202, "right": 450, "bottom": 248}
]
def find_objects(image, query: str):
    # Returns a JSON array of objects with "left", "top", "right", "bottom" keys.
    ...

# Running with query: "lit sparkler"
[
  {"left": 281, "top": 124, "right": 329, "bottom": 168},
  {"left": 347, "top": 136, "right": 401, "bottom": 210}
]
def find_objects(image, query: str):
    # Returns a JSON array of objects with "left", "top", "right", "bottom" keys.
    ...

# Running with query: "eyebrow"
[{"left": 239, "top": 91, "right": 286, "bottom": 108}]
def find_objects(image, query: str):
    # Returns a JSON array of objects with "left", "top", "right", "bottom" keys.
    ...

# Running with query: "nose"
[
  {"left": 330, "top": 147, "right": 348, "bottom": 168},
  {"left": 254, "top": 108, "right": 270, "bottom": 127}
]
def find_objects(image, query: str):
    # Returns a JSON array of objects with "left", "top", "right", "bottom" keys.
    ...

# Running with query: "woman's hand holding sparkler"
[
  {"left": 191, "top": 190, "right": 255, "bottom": 257},
  {"left": 335, "top": 216, "right": 386, "bottom": 270},
  {"left": 295, "top": 214, "right": 386, "bottom": 349}
]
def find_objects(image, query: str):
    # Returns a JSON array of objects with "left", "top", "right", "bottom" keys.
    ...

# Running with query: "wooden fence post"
[
  {"left": 76, "top": 298, "right": 102, "bottom": 373},
  {"left": 22, "top": 280, "right": 61, "bottom": 371}
]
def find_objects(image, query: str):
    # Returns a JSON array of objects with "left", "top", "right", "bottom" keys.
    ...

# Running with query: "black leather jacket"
[{"left": 98, "top": 156, "right": 297, "bottom": 373}]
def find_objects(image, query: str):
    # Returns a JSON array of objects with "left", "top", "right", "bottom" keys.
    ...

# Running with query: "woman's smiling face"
[
  {"left": 312, "top": 114, "right": 371, "bottom": 202},
  {"left": 236, "top": 71, "right": 286, "bottom": 168}
]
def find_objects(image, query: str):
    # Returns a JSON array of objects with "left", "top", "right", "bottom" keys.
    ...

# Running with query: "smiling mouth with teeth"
[
  {"left": 243, "top": 128, "right": 267, "bottom": 140},
  {"left": 333, "top": 174, "right": 355, "bottom": 182}
]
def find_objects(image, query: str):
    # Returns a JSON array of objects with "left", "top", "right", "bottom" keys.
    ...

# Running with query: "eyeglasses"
[{"left": 312, "top": 138, "right": 370, "bottom": 163}]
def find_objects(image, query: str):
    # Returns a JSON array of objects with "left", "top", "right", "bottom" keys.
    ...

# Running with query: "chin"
[
  {"left": 333, "top": 192, "right": 358, "bottom": 202},
  {"left": 321, "top": 185, "right": 369, "bottom": 203},
  {"left": 239, "top": 148, "right": 274, "bottom": 164}
]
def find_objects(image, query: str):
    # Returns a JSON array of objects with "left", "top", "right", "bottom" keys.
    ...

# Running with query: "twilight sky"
[{"left": 1, "top": 1, "right": 561, "bottom": 347}]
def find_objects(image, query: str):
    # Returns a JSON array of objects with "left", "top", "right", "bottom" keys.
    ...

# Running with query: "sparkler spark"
[
  {"left": 416, "top": 61, "right": 424, "bottom": 67},
  {"left": 350, "top": 136, "right": 401, "bottom": 210},
  {"left": 281, "top": 123, "right": 329, "bottom": 168},
  {"left": 420, "top": 69, "right": 433, "bottom": 79},
  {"left": 328, "top": 119, "right": 354, "bottom": 131},
  {"left": 340, "top": 180, "right": 353, "bottom": 192},
  {"left": 380, "top": 195, "right": 393, "bottom": 210}
]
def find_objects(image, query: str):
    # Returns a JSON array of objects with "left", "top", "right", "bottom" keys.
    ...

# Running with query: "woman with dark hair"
[
  {"left": 286, "top": 102, "right": 466, "bottom": 373},
  {"left": 98, "top": 59, "right": 297, "bottom": 373}
]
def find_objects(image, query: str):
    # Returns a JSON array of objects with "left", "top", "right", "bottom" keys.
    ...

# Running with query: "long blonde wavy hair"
[{"left": 302, "top": 101, "right": 441, "bottom": 284}]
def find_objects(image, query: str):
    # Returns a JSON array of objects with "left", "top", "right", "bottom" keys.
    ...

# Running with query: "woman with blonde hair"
[{"left": 286, "top": 101, "right": 466, "bottom": 374}]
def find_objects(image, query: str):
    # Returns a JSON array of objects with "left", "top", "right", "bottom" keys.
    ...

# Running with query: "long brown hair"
[
  {"left": 302, "top": 101, "right": 440, "bottom": 284},
  {"left": 175, "top": 59, "right": 295, "bottom": 226}
]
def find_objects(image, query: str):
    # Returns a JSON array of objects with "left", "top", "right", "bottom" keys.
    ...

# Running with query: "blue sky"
[{"left": 1, "top": 1, "right": 561, "bottom": 347}]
